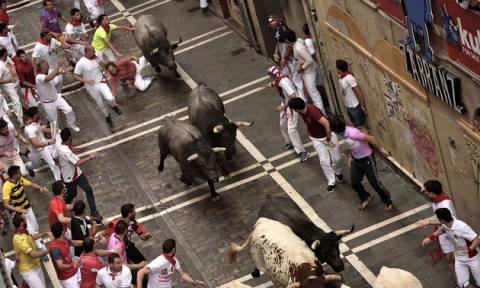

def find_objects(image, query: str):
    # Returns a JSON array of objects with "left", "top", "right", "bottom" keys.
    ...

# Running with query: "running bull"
[
  {"left": 157, "top": 118, "right": 224, "bottom": 201},
  {"left": 228, "top": 217, "right": 348, "bottom": 288},
  {"left": 259, "top": 196, "right": 354, "bottom": 273},
  {"left": 188, "top": 84, "right": 253, "bottom": 165},
  {"left": 134, "top": 15, "right": 181, "bottom": 77}
]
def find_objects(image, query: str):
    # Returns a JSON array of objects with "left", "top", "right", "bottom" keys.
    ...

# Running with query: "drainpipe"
[{"left": 301, "top": 0, "right": 342, "bottom": 116}]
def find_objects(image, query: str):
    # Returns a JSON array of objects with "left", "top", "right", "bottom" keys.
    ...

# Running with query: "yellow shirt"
[
  {"left": 91, "top": 24, "right": 118, "bottom": 52},
  {"left": 13, "top": 232, "right": 41, "bottom": 272},
  {"left": 3, "top": 177, "right": 32, "bottom": 209}
]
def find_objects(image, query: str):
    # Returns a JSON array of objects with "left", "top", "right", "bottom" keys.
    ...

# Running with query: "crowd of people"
[
  {"left": 266, "top": 15, "right": 480, "bottom": 288},
  {"left": 0, "top": 0, "right": 206, "bottom": 287}
]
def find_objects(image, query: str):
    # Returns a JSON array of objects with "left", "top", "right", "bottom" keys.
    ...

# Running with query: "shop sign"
[
  {"left": 442, "top": 0, "right": 480, "bottom": 77},
  {"left": 404, "top": 45, "right": 465, "bottom": 114}
]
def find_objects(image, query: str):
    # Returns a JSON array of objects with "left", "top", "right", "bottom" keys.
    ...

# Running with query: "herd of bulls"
[{"left": 137, "top": 16, "right": 423, "bottom": 288}]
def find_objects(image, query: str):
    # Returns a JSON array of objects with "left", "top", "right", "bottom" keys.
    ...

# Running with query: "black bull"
[{"left": 258, "top": 196, "right": 354, "bottom": 273}]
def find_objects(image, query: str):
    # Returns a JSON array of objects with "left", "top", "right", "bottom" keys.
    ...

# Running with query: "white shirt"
[
  {"left": 339, "top": 74, "right": 360, "bottom": 108},
  {"left": 432, "top": 198, "right": 456, "bottom": 218},
  {"left": 304, "top": 37, "right": 315, "bottom": 56},
  {"left": 0, "top": 60, "right": 15, "bottom": 92},
  {"left": 74, "top": 56, "right": 103, "bottom": 88},
  {"left": 292, "top": 39, "right": 314, "bottom": 73},
  {"left": 24, "top": 122, "right": 47, "bottom": 152},
  {"left": 441, "top": 219, "right": 479, "bottom": 258},
  {"left": 32, "top": 38, "right": 62, "bottom": 68},
  {"left": 65, "top": 23, "right": 87, "bottom": 49},
  {"left": 35, "top": 74, "right": 59, "bottom": 102},
  {"left": 277, "top": 76, "right": 296, "bottom": 101},
  {"left": 55, "top": 143, "right": 82, "bottom": 182},
  {"left": 0, "top": 32, "right": 17, "bottom": 57},
  {"left": 146, "top": 255, "right": 181, "bottom": 288},
  {"left": 96, "top": 265, "right": 132, "bottom": 288}
]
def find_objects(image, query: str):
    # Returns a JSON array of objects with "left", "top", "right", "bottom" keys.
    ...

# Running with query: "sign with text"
[
  {"left": 404, "top": 45, "right": 464, "bottom": 113},
  {"left": 443, "top": 0, "right": 480, "bottom": 76}
]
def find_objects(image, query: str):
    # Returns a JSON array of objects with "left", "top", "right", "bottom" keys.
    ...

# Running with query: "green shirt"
[{"left": 91, "top": 24, "right": 118, "bottom": 52}]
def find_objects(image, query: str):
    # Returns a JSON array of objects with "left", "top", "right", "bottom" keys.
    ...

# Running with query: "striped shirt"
[{"left": 2, "top": 177, "right": 32, "bottom": 209}]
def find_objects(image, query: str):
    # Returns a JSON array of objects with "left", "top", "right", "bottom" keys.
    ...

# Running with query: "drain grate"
[
  {"left": 187, "top": 6, "right": 200, "bottom": 12},
  {"left": 230, "top": 47, "right": 246, "bottom": 56}
]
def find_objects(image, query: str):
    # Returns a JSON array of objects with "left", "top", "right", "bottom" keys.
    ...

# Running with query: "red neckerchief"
[
  {"left": 339, "top": 71, "right": 353, "bottom": 79},
  {"left": 108, "top": 267, "right": 118, "bottom": 280},
  {"left": 101, "top": 24, "right": 110, "bottom": 33},
  {"left": 162, "top": 253, "right": 176, "bottom": 266},
  {"left": 304, "top": 34, "right": 311, "bottom": 39},
  {"left": 38, "top": 38, "right": 49, "bottom": 46},
  {"left": 432, "top": 194, "right": 450, "bottom": 203},
  {"left": 15, "top": 227, "right": 29, "bottom": 235},
  {"left": 69, "top": 18, "right": 81, "bottom": 26},
  {"left": 467, "top": 240, "right": 479, "bottom": 258}
]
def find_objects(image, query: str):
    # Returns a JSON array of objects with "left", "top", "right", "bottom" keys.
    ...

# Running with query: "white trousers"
[
  {"left": 455, "top": 254, "right": 480, "bottom": 287},
  {"left": 279, "top": 107, "right": 304, "bottom": 154},
  {"left": 24, "top": 208, "right": 46, "bottom": 250},
  {"left": 61, "top": 269, "right": 81, "bottom": 288},
  {"left": 310, "top": 133, "right": 342, "bottom": 186},
  {"left": 133, "top": 56, "right": 152, "bottom": 91},
  {"left": 42, "top": 96, "right": 77, "bottom": 128},
  {"left": 2, "top": 85, "right": 23, "bottom": 125},
  {"left": 86, "top": 83, "right": 117, "bottom": 117},
  {"left": 20, "top": 267, "right": 46, "bottom": 288},
  {"left": 1, "top": 154, "right": 27, "bottom": 176},
  {"left": 96, "top": 48, "right": 116, "bottom": 64},
  {"left": 200, "top": 0, "right": 208, "bottom": 8},
  {"left": 20, "top": 87, "right": 39, "bottom": 107},
  {"left": 84, "top": 0, "right": 104, "bottom": 21},
  {"left": 302, "top": 69, "right": 325, "bottom": 112},
  {"left": 29, "top": 145, "right": 61, "bottom": 180}
]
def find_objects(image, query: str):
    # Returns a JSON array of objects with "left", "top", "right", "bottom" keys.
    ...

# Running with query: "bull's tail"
[{"left": 227, "top": 234, "right": 251, "bottom": 263}]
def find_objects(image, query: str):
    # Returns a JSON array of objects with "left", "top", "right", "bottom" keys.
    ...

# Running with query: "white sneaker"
[{"left": 71, "top": 126, "right": 80, "bottom": 132}]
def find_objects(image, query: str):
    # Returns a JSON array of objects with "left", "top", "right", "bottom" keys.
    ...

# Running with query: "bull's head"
[
  {"left": 186, "top": 147, "right": 225, "bottom": 182},
  {"left": 150, "top": 37, "right": 181, "bottom": 72},
  {"left": 310, "top": 225, "right": 354, "bottom": 273},
  {"left": 212, "top": 120, "right": 254, "bottom": 161}
]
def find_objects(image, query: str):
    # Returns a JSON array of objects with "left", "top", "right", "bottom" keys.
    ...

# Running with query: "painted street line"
[
  {"left": 8, "top": 0, "right": 41, "bottom": 13},
  {"left": 351, "top": 222, "right": 420, "bottom": 254},
  {"left": 218, "top": 274, "right": 255, "bottom": 288},
  {"left": 342, "top": 203, "right": 430, "bottom": 242},
  {"left": 254, "top": 282, "right": 273, "bottom": 288},
  {"left": 174, "top": 31, "right": 234, "bottom": 55}
]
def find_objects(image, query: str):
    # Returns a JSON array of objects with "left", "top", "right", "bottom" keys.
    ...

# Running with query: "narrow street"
[{"left": 0, "top": 0, "right": 455, "bottom": 287}]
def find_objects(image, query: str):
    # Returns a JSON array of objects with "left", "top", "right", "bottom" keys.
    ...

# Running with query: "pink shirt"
[
  {"left": 0, "top": 124, "right": 17, "bottom": 160},
  {"left": 107, "top": 234, "right": 127, "bottom": 264},
  {"left": 343, "top": 126, "right": 372, "bottom": 159}
]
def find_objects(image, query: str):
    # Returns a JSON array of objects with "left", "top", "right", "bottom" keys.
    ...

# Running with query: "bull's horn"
[
  {"left": 150, "top": 48, "right": 159, "bottom": 55},
  {"left": 213, "top": 125, "right": 224, "bottom": 133},
  {"left": 234, "top": 120, "right": 254, "bottom": 128},
  {"left": 170, "top": 37, "right": 182, "bottom": 49},
  {"left": 311, "top": 240, "right": 320, "bottom": 250},
  {"left": 212, "top": 147, "right": 226, "bottom": 153},
  {"left": 324, "top": 275, "right": 342, "bottom": 282},
  {"left": 187, "top": 153, "right": 199, "bottom": 162},
  {"left": 286, "top": 283, "right": 300, "bottom": 288},
  {"left": 335, "top": 224, "right": 355, "bottom": 237}
]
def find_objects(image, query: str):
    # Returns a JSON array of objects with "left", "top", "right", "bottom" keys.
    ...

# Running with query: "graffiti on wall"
[
  {"left": 464, "top": 136, "right": 480, "bottom": 197},
  {"left": 384, "top": 79, "right": 405, "bottom": 124},
  {"left": 407, "top": 117, "right": 442, "bottom": 177}
]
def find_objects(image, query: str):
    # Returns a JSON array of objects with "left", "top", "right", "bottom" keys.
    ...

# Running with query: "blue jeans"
[{"left": 347, "top": 105, "right": 366, "bottom": 128}]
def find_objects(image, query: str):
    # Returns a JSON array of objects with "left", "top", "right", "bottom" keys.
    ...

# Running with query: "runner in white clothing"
[
  {"left": 74, "top": 45, "right": 122, "bottom": 127},
  {"left": 24, "top": 107, "right": 61, "bottom": 180},
  {"left": 0, "top": 23, "right": 17, "bottom": 57},
  {"left": 0, "top": 47, "right": 22, "bottom": 126},
  {"left": 286, "top": 30, "right": 324, "bottom": 112},
  {"left": 65, "top": 8, "right": 88, "bottom": 65},
  {"left": 267, "top": 66, "right": 309, "bottom": 162},
  {"left": 82, "top": 0, "right": 105, "bottom": 28},
  {"left": 136, "top": 239, "right": 206, "bottom": 288},
  {"left": 36, "top": 60, "right": 80, "bottom": 132},
  {"left": 423, "top": 208, "right": 480, "bottom": 288},
  {"left": 32, "top": 30, "right": 69, "bottom": 92},
  {"left": 96, "top": 253, "right": 132, "bottom": 288}
]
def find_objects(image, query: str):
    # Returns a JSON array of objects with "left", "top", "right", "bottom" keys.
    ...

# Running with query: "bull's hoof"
[
  {"left": 157, "top": 164, "right": 164, "bottom": 172},
  {"left": 174, "top": 70, "right": 181, "bottom": 79},
  {"left": 179, "top": 176, "right": 193, "bottom": 186},
  {"left": 251, "top": 268, "right": 260, "bottom": 278},
  {"left": 211, "top": 194, "right": 221, "bottom": 202}
]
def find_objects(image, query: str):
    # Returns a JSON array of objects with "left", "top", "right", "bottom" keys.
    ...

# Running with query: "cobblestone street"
[{"left": 0, "top": 0, "right": 458, "bottom": 287}]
